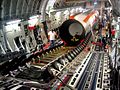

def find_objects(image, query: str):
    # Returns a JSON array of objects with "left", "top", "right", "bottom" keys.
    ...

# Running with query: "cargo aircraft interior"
[{"left": 0, "top": 0, "right": 120, "bottom": 90}]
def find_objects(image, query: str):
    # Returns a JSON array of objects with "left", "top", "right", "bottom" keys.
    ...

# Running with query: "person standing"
[
  {"left": 98, "top": 21, "right": 103, "bottom": 35},
  {"left": 48, "top": 30, "right": 57, "bottom": 48},
  {"left": 102, "top": 36, "right": 106, "bottom": 51},
  {"left": 98, "top": 34, "right": 102, "bottom": 51},
  {"left": 38, "top": 35, "right": 44, "bottom": 51},
  {"left": 106, "top": 29, "right": 109, "bottom": 42}
]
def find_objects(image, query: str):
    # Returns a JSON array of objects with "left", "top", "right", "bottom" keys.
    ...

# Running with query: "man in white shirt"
[{"left": 48, "top": 30, "right": 57, "bottom": 47}]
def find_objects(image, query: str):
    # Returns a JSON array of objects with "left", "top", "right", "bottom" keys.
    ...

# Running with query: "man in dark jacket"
[{"left": 102, "top": 37, "right": 106, "bottom": 50}]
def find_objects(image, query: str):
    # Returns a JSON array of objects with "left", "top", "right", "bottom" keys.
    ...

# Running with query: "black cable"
[
  {"left": 55, "top": 75, "right": 76, "bottom": 90},
  {"left": 45, "top": 66, "right": 75, "bottom": 90}
]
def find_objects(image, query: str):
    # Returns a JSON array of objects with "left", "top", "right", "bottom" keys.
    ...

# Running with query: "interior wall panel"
[
  {"left": 16, "top": 0, "right": 23, "bottom": 17},
  {"left": 3, "top": 0, "right": 11, "bottom": 20}
]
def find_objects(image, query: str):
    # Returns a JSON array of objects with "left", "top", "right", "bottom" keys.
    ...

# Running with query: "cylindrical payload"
[
  {"left": 59, "top": 10, "right": 99, "bottom": 46},
  {"left": 59, "top": 19, "right": 85, "bottom": 46}
]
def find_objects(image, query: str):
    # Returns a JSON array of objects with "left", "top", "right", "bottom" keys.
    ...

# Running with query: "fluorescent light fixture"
[
  {"left": 5, "top": 23, "right": 21, "bottom": 32},
  {"left": 29, "top": 15, "right": 39, "bottom": 19},
  {"left": 94, "top": 2, "right": 97, "bottom": 5},
  {"left": 6, "top": 20, "right": 21, "bottom": 25}
]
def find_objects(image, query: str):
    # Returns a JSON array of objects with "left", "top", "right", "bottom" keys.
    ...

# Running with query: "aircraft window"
[
  {"left": 22, "top": 40, "right": 26, "bottom": 50},
  {"left": 0, "top": 46, "right": 3, "bottom": 54},
  {"left": 14, "top": 37, "right": 22, "bottom": 50},
  {"left": 0, "top": 44, "right": 5, "bottom": 54}
]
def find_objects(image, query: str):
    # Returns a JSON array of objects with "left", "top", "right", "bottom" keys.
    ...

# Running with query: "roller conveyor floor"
[
  {"left": 1, "top": 32, "right": 103, "bottom": 90},
  {"left": 50, "top": 34, "right": 93, "bottom": 89},
  {"left": 77, "top": 52, "right": 103, "bottom": 90},
  {"left": 66, "top": 42, "right": 111, "bottom": 90},
  {"left": 31, "top": 46, "right": 75, "bottom": 68}
]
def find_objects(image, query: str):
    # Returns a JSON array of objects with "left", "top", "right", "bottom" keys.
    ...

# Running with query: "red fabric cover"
[
  {"left": 28, "top": 26, "right": 35, "bottom": 30},
  {"left": 111, "top": 29, "right": 115, "bottom": 36}
]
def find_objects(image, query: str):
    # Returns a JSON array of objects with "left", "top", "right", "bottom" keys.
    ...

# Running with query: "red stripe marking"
[
  {"left": 69, "top": 16, "right": 74, "bottom": 19},
  {"left": 56, "top": 76, "right": 70, "bottom": 90},
  {"left": 83, "top": 11, "right": 95, "bottom": 23},
  {"left": 69, "top": 13, "right": 82, "bottom": 19}
]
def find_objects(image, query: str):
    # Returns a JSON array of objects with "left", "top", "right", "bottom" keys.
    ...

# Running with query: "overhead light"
[
  {"left": 94, "top": 2, "right": 97, "bottom": 5},
  {"left": 29, "top": 15, "right": 39, "bottom": 19},
  {"left": 6, "top": 20, "right": 21, "bottom": 25}
]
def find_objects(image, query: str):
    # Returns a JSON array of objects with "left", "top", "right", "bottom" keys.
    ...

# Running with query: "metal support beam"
[{"left": 40, "top": 0, "right": 49, "bottom": 22}]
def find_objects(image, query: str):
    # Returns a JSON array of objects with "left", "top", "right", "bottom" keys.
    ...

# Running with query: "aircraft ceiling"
[
  {"left": 0, "top": 0, "right": 92, "bottom": 22},
  {"left": 110, "top": 0, "right": 120, "bottom": 16},
  {"left": 0, "top": 0, "right": 119, "bottom": 22},
  {"left": 0, "top": 0, "right": 43, "bottom": 21}
]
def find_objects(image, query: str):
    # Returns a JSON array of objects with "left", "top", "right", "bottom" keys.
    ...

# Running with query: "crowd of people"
[
  {"left": 93, "top": 10, "right": 114, "bottom": 52},
  {"left": 35, "top": 10, "right": 115, "bottom": 53}
]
